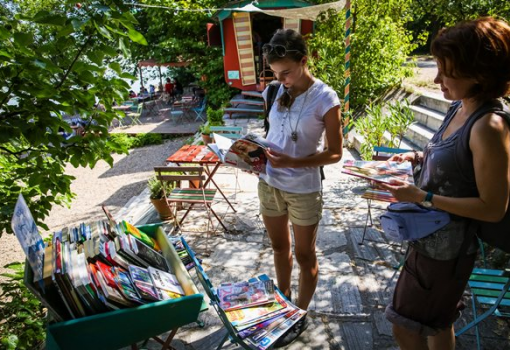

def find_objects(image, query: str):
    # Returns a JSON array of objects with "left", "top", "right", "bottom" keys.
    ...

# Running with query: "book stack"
[
  {"left": 217, "top": 279, "right": 306, "bottom": 350},
  {"left": 27, "top": 219, "right": 187, "bottom": 321}
]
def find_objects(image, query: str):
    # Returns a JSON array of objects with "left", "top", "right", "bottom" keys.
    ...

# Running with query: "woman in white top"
[{"left": 259, "top": 29, "right": 343, "bottom": 346}]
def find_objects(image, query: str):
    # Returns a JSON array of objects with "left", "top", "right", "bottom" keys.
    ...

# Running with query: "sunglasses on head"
[{"left": 262, "top": 44, "right": 301, "bottom": 57}]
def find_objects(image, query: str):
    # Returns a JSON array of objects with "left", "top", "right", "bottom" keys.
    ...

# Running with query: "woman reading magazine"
[{"left": 257, "top": 29, "right": 343, "bottom": 347}]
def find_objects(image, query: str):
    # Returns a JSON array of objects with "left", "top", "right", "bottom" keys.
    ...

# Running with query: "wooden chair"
[
  {"left": 455, "top": 268, "right": 510, "bottom": 350},
  {"left": 153, "top": 166, "right": 228, "bottom": 233}
]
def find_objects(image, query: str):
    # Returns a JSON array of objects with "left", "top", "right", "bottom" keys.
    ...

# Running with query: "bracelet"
[{"left": 412, "top": 150, "right": 422, "bottom": 166}]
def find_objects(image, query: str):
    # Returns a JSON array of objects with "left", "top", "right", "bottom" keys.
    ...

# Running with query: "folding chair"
[
  {"left": 153, "top": 166, "right": 228, "bottom": 234},
  {"left": 180, "top": 237, "right": 288, "bottom": 350},
  {"left": 192, "top": 97, "right": 207, "bottom": 122},
  {"left": 359, "top": 146, "right": 410, "bottom": 245},
  {"left": 455, "top": 268, "right": 510, "bottom": 350},
  {"left": 126, "top": 103, "right": 143, "bottom": 125}
]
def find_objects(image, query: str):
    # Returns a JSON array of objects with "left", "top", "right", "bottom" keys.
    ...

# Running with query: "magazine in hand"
[
  {"left": 341, "top": 160, "right": 415, "bottom": 184},
  {"left": 218, "top": 279, "right": 275, "bottom": 311},
  {"left": 207, "top": 133, "right": 281, "bottom": 174}
]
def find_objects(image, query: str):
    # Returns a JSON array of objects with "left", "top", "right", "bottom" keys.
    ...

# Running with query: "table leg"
[{"left": 203, "top": 163, "right": 237, "bottom": 212}]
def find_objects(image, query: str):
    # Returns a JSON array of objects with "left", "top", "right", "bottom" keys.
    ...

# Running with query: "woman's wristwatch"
[{"left": 421, "top": 191, "right": 434, "bottom": 208}]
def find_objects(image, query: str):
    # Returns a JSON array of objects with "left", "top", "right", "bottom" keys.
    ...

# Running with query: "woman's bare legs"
[
  {"left": 292, "top": 222, "right": 319, "bottom": 309},
  {"left": 263, "top": 214, "right": 293, "bottom": 299},
  {"left": 393, "top": 324, "right": 455, "bottom": 350}
]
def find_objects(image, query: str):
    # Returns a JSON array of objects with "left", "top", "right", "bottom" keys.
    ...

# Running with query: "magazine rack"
[
  {"left": 25, "top": 224, "right": 206, "bottom": 350},
  {"left": 181, "top": 237, "right": 275, "bottom": 350}
]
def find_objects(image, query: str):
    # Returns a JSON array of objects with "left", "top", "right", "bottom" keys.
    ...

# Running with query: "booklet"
[
  {"left": 207, "top": 133, "right": 281, "bottom": 174},
  {"left": 341, "top": 160, "right": 415, "bottom": 185}
]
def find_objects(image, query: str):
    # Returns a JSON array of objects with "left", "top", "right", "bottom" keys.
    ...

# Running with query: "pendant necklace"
[{"left": 287, "top": 80, "right": 313, "bottom": 142}]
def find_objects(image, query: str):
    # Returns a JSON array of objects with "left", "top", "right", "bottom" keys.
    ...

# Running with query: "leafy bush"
[
  {"left": 387, "top": 99, "right": 414, "bottom": 148},
  {"left": 309, "top": 0, "right": 415, "bottom": 109},
  {"left": 0, "top": 262, "right": 46, "bottom": 350},
  {"left": 353, "top": 103, "right": 388, "bottom": 160},
  {"left": 206, "top": 107, "right": 224, "bottom": 126},
  {"left": 108, "top": 133, "right": 163, "bottom": 149},
  {"left": 131, "top": 133, "right": 163, "bottom": 148}
]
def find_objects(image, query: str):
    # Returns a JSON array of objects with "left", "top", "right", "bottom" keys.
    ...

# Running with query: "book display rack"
[{"left": 24, "top": 224, "right": 205, "bottom": 350}]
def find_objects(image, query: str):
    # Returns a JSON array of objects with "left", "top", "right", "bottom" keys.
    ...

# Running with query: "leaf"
[
  {"left": 32, "top": 12, "right": 67, "bottom": 26},
  {"left": 0, "top": 26, "right": 10, "bottom": 41},
  {"left": 93, "top": 23, "right": 112, "bottom": 40},
  {"left": 127, "top": 29, "right": 148, "bottom": 45},
  {"left": 118, "top": 37, "right": 129, "bottom": 57},
  {"left": 119, "top": 72, "right": 136, "bottom": 80},
  {"left": 0, "top": 50, "right": 13, "bottom": 59},
  {"left": 108, "top": 62, "right": 122, "bottom": 74},
  {"left": 13, "top": 33, "right": 33, "bottom": 47}
]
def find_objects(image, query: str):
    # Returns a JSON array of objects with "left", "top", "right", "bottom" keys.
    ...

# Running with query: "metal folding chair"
[
  {"left": 192, "top": 97, "right": 207, "bottom": 122},
  {"left": 126, "top": 103, "right": 143, "bottom": 125},
  {"left": 456, "top": 268, "right": 510, "bottom": 350}
]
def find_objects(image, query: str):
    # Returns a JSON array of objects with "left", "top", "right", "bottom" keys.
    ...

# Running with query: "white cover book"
[{"left": 148, "top": 266, "right": 185, "bottom": 295}]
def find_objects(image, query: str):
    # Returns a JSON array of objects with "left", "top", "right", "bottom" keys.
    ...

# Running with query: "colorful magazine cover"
[
  {"left": 227, "top": 290, "right": 289, "bottom": 328},
  {"left": 11, "top": 194, "right": 46, "bottom": 282},
  {"left": 361, "top": 188, "right": 398, "bottom": 203},
  {"left": 342, "top": 160, "right": 415, "bottom": 185},
  {"left": 248, "top": 309, "right": 307, "bottom": 350},
  {"left": 207, "top": 133, "right": 282, "bottom": 174},
  {"left": 218, "top": 279, "right": 275, "bottom": 311}
]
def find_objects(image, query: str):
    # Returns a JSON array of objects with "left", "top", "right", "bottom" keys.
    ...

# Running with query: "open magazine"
[
  {"left": 341, "top": 160, "right": 415, "bottom": 184},
  {"left": 207, "top": 133, "right": 281, "bottom": 174}
]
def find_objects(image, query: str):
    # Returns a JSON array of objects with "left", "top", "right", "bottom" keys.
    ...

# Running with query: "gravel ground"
[{"left": 0, "top": 137, "right": 186, "bottom": 282}]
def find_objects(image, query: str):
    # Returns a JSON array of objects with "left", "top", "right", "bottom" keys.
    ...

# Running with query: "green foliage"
[
  {"left": 353, "top": 103, "right": 388, "bottom": 160},
  {"left": 309, "top": 0, "right": 415, "bottom": 110},
  {"left": 0, "top": 1, "right": 147, "bottom": 237},
  {"left": 0, "top": 262, "right": 46, "bottom": 350},
  {"left": 147, "top": 175, "right": 175, "bottom": 200},
  {"left": 130, "top": 133, "right": 163, "bottom": 148},
  {"left": 206, "top": 107, "right": 224, "bottom": 126},
  {"left": 386, "top": 99, "right": 414, "bottom": 148},
  {"left": 200, "top": 124, "right": 211, "bottom": 135},
  {"left": 408, "top": 0, "right": 510, "bottom": 53},
  {"left": 108, "top": 133, "right": 163, "bottom": 149},
  {"left": 353, "top": 99, "right": 415, "bottom": 159}
]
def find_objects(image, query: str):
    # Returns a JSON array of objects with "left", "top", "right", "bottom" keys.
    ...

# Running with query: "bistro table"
[
  {"left": 166, "top": 145, "right": 236, "bottom": 212},
  {"left": 112, "top": 105, "right": 132, "bottom": 111}
]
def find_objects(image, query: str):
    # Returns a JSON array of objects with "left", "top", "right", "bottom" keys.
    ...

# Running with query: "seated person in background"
[
  {"left": 128, "top": 90, "right": 137, "bottom": 98},
  {"left": 149, "top": 84, "right": 156, "bottom": 98},
  {"left": 173, "top": 78, "right": 183, "bottom": 97},
  {"left": 164, "top": 78, "right": 174, "bottom": 96}
]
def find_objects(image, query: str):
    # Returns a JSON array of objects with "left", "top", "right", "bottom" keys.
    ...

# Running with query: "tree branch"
[{"left": 55, "top": 36, "right": 93, "bottom": 90}]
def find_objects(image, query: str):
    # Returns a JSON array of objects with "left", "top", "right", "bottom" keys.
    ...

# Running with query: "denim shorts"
[{"left": 258, "top": 179, "right": 323, "bottom": 226}]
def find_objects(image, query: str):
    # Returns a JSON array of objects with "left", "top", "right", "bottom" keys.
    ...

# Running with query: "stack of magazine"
[
  {"left": 11, "top": 194, "right": 187, "bottom": 322},
  {"left": 217, "top": 279, "right": 306, "bottom": 350}
]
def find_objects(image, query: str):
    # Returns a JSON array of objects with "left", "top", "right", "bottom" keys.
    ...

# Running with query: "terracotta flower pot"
[
  {"left": 202, "top": 133, "right": 213, "bottom": 145},
  {"left": 150, "top": 198, "right": 173, "bottom": 220}
]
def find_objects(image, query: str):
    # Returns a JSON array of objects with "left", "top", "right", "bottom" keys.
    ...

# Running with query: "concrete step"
[
  {"left": 405, "top": 122, "right": 435, "bottom": 149},
  {"left": 410, "top": 105, "right": 445, "bottom": 132},
  {"left": 416, "top": 91, "right": 450, "bottom": 114}
]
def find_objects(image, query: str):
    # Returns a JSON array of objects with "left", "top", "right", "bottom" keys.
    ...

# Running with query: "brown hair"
[
  {"left": 264, "top": 29, "right": 308, "bottom": 110},
  {"left": 431, "top": 17, "right": 510, "bottom": 101}
]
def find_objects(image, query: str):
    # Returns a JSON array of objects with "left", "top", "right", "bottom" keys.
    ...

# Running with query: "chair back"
[
  {"left": 154, "top": 166, "right": 206, "bottom": 183},
  {"left": 137, "top": 103, "right": 144, "bottom": 114}
]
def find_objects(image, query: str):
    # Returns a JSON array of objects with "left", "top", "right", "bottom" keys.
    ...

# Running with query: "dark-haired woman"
[
  {"left": 381, "top": 17, "right": 510, "bottom": 350},
  {"left": 259, "top": 28, "right": 343, "bottom": 346}
]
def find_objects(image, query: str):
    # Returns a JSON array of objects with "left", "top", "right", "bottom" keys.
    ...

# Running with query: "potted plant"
[
  {"left": 147, "top": 175, "right": 175, "bottom": 220},
  {"left": 200, "top": 124, "right": 213, "bottom": 145}
]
